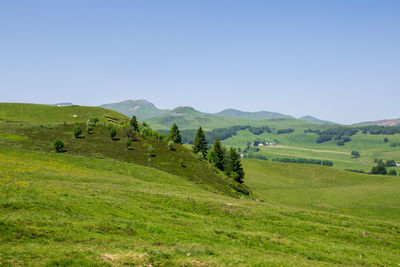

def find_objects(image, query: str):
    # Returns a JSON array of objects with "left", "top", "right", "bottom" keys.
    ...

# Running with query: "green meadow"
[
  {"left": 2, "top": 147, "right": 400, "bottom": 266},
  {"left": 243, "top": 159, "right": 400, "bottom": 222},
  {"left": 223, "top": 128, "right": 400, "bottom": 172}
]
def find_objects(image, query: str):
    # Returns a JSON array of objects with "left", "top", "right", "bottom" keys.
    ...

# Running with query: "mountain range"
[{"left": 99, "top": 99, "right": 336, "bottom": 127}]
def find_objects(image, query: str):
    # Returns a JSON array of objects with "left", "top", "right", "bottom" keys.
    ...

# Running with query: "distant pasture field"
[{"left": 223, "top": 129, "right": 400, "bottom": 172}]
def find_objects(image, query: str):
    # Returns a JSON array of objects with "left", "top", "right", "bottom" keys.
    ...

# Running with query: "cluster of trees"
[
  {"left": 277, "top": 128, "right": 294, "bottom": 134},
  {"left": 390, "top": 142, "right": 400, "bottom": 147},
  {"left": 374, "top": 159, "right": 397, "bottom": 167},
  {"left": 248, "top": 126, "right": 272, "bottom": 135},
  {"left": 315, "top": 126, "right": 358, "bottom": 144},
  {"left": 308, "top": 125, "right": 400, "bottom": 145},
  {"left": 370, "top": 159, "right": 398, "bottom": 176},
  {"left": 359, "top": 125, "right": 400, "bottom": 135},
  {"left": 206, "top": 139, "right": 245, "bottom": 183},
  {"left": 351, "top": 151, "right": 360, "bottom": 158},
  {"left": 272, "top": 157, "right": 333, "bottom": 166}
]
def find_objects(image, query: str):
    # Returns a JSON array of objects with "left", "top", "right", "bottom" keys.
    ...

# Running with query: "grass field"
[
  {"left": 2, "top": 146, "right": 400, "bottom": 266},
  {"left": 223, "top": 129, "right": 400, "bottom": 172},
  {"left": 243, "top": 159, "right": 400, "bottom": 222}
]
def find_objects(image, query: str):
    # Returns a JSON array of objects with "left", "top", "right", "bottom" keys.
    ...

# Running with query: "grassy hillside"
[
  {"left": 0, "top": 103, "right": 128, "bottom": 124},
  {"left": 0, "top": 122, "right": 247, "bottom": 197},
  {"left": 2, "top": 146, "right": 400, "bottom": 266},
  {"left": 243, "top": 159, "right": 400, "bottom": 222}
]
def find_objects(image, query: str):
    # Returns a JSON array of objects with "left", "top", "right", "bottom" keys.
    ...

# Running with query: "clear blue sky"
[{"left": 1, "top": 0, "right": 399, "bottom": 124}]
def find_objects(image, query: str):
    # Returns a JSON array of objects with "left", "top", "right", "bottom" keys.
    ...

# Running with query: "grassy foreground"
[{"left": 1, "top": 146, "right": 400, "bottom": 266}]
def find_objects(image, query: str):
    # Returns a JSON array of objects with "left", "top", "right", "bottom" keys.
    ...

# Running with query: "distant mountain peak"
[
  {"left": 119, "top": 99, "right": 155, "bottom": 107},
  {"left": 299, "top": 115, "right": 335, "bottom": 124},
  {"left": 100, "top": 99, "right": 169, "bottom": 120},
  {"left": 171, "top": 106, "right": 198, "bottom": 113}
]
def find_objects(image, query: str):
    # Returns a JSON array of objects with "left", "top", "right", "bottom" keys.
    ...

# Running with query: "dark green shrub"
[
  {"left": 73, "top": 125, "right": 82, "bottom": 138},
  {"left": 53, "top": 139, "right": 65, "bottom": 152}
]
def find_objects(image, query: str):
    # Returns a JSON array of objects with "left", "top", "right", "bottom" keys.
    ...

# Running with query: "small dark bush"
[
  {"left": 53, "top": 139, "right": 65, "bottom": 152},
  {"left": 73, "top": 125, "right": 82, "bottom": 138}
]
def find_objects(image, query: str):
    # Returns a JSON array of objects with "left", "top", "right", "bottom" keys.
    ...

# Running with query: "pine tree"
[
  {"left": 229, "top": 147, "right": 245, "bottom": 184},
  {"left": 209, "top": 139, "right": 224, "bottom": 171},
  {"left": 193, "top": 126, "right": 207, "bottom": 157},
  {"left": 168, "top": 123, "right": 182, "bottom": 144},
  {"left": 130, "top": 115, "right": 139, "bottom": 132}
]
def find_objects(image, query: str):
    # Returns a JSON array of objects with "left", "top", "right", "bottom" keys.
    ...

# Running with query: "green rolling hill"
[{"left": 0, "top": 103, "right": 128, "bottom": 124}]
